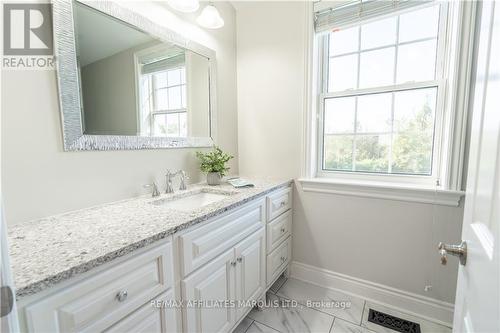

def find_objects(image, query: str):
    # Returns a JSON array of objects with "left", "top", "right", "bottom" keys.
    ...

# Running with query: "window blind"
[
  {"left": 141, "top": 54, "right": 185, "bottom": 75},
  {"left": 314, "top": 0, "right": 433, "bottom": 33}
]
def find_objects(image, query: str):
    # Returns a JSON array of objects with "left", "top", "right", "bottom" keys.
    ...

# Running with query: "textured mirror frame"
[{"left": 52, "top": 0, "right": 217, "bottom": 151}]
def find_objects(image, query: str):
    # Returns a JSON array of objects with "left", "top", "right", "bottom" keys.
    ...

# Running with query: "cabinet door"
[
  {"left": 182, "top": 249, "right": 236, "bottom": 333},
  {"left": 105, "top": 290, "right": 178, "bottom": 333},
  {"left": 235, "top": 228, "right": 266, "bottom": 320}
]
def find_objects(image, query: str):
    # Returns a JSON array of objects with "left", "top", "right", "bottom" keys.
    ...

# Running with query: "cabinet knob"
[
  {"left": 280, "top": 256, "right": 286, "bottom": 262},
  {"left": 230, "top": 261, "right": 237, "bottom": 266},
  {"left": 280, "top": 227, "right": 286, "bottom": 233},
  {"left": 237, "top": 257, "right": 243, "bottom": 263},
  {"left": 116, "top": 290, "right": 128, "bottom": 302},
  {"left": 280, "top": 201, "right": 286, "bottom": 207}
]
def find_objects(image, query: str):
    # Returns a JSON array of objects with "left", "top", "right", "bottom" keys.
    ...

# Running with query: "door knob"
[{"left": 438, "top": 241, "right": 467, "bottom": 266}]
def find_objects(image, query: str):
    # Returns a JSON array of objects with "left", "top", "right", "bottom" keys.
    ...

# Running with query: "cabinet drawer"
[
  {"left": 267, "top": 187, "right": 292, "bottom": 221},
  {"left": 26, "top": 241, "right": 173, "bottom": 333},
  {"left": 179, "top": 198, "right": 265, "bottom": 276},
  {"left": 266, "top": 236, "right": 291, "bottom": 285},
  {"left": 105, "top": 290, "right": 177, "bottom": 333},
  {"left": 267, "top": 210, "right": 292, "bottom": 253}
]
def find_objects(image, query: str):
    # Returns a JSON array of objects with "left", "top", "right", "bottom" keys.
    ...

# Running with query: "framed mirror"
[{"left": 53, "top": 0, "right": 217, "bottom": 150}]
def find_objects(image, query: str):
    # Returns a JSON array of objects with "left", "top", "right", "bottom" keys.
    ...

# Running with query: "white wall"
[
  {"left": 186, "top": 51, "right": 211, "bottom": 137},
  {"left": 236, "top": 1, "right": 304, "bottom": 179},
  {"left": 236, "top": 1, "right": 463, "bottom": 305},
  {"left": 1, "top": 1, "right": 237, "bottom": 225}
]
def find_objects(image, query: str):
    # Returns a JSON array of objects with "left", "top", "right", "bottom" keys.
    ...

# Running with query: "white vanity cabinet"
[
  {"left": 265, "top": 187, "right": 293, "bottom": 287},
  {"left": 181, "top": 228, "right": 266, "bottom": 333},
  {"left": 178, "top": 198, "right": 267, "bottom": 333},
  {"left": 19, "top": 184, "right": 292, "bottom": 333}
]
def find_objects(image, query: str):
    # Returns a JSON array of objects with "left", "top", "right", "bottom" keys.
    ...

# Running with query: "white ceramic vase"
[{"left": 207, "top": 172, "right": 222, "bottom": 185}]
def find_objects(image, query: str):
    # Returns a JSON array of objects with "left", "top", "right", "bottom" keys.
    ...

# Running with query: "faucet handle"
[{"left": 144, "top": 182, "right": 160, "bottom": 197}]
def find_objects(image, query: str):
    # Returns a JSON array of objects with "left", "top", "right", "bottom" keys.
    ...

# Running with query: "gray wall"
[
  {"left": 81, "top": 46, "right": 138, "bottom": 135},
  {"left": 1, "top": 1, "right": 237, "bottom": 226},
  {"left": 235, "top": 1, "right": 463, "bottom": 304},
  {"left": 186, "top": 51, "right": 210, "bottom": 137}
]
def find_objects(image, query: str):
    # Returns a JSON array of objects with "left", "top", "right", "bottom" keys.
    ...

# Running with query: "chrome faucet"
[
  {"left": 143, "top": 182, "right": 160, "bottom": 197},
  {"left": 165, "top": 170, "right": 189, "bottom": 193}
]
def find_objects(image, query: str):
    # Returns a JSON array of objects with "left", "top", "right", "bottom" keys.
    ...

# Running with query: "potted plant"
[{"left": 196, "top": 146, "right": 234, "bottom": 185}]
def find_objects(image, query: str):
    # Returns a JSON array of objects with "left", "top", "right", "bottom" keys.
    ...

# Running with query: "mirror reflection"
[{"left": 74, "top": 3, "right": 211, "bottom": 138}]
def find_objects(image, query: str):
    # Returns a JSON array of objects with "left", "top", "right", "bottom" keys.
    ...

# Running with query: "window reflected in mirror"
[{"left": 74, "top": 2, "right": 211, "bottom": 138}]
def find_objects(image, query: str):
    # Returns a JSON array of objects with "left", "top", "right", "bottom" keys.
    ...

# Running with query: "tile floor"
[{"left": 233, "top": 276, "right": 452, "bottom": 333}]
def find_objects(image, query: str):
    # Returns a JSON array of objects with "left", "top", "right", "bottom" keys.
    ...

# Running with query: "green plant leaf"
[{"left": 196, "top": 146, "right": 234, "bottom": 176}]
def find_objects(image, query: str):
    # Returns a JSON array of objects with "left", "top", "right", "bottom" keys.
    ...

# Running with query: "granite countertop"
[{"left": 8, "top": 178, "right": 292, "bottom": 299}]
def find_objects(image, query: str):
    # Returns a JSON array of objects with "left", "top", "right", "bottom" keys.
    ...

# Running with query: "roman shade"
[
  {"left": 314, "top": 0, "right": 433, "bottom": 33},
  {"left": 141, "top": 54, "right": 185, "bottom": 75}
]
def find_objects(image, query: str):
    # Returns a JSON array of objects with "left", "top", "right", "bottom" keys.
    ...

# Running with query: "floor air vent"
[{"left": 367, "top": 309, "right": 421, "bottom": 333}]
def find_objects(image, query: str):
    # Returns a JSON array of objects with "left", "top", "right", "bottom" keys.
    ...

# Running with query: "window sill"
[{"left": 297, "top": 178, "right": 465, "bottom": 207}]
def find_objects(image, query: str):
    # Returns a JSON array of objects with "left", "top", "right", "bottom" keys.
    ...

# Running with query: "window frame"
[{"left": 315, "top": 2, "right": 449, "bottom": 187}]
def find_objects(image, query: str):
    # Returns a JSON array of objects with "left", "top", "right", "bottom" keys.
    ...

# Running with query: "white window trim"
[
  {"left": 300, "top": 1, "right": 476, "bottom": 205},
  {"left": 298, "top": 177, "right": 464, "bottom": 207}
]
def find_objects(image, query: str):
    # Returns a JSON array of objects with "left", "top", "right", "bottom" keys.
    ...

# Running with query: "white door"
[
  {"left": 0, "top": 198, "right": 19, "bottom": 333},
  {"left": 234, "top": 228, "right": 266, "bottom": 320},
  {"left": 451, "top": 2, "right": 500, "bottom": 332},
  {"left": 182, "top": 248, "right": 236, "bottom": 333}
]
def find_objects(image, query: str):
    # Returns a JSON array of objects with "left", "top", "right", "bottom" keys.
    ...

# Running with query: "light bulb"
[
  {"left": 166, "top": 0, "right": 199, "bottom": 13},
  {"left": 196, "top": 4, "right": 224, "bottom": 29}
]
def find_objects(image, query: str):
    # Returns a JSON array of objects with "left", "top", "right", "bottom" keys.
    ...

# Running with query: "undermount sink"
[{"left": 150, "top": 188, "right": 235, "bottom": 211}]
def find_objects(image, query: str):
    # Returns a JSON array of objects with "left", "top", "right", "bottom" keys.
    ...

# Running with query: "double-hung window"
[
  {"left": 315, "top": 2, "right": 451, "bottom": 187},
  {"left": 138, "top": 52, "right": 188, "bottom": 138}
]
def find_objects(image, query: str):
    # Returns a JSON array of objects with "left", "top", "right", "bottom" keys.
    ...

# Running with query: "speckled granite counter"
[{"left": 8, "top": 179, "right": 292, "bottom": 299}]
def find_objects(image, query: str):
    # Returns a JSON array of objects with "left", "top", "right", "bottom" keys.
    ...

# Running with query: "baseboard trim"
[{"left": 290, "top": 261, "right": 454, "bottom": 327}]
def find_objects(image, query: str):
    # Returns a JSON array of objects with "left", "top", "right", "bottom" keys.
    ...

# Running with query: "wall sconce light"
[{"left": 196, "top": 3, "right": 224, "bottom": 29}]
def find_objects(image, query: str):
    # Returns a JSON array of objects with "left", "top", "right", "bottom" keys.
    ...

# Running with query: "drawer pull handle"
[
  {"left": 279, "top": 201, "right": 286, "bottom": 207},
  {"left": 280, "top": 227, "right": 286, "bottom": 233},
  {"left": 237, "top": 256, "right": 243, "bottom": 263},
  {"left": 116, "top": 290, "right": 128, "bottom": 302},
  {"left": 280, "top": 256, "right": 286, "bottom": 262}
]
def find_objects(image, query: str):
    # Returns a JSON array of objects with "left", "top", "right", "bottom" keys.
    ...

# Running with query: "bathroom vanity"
[{"left": 8, "top": 180, "right": 293, "bottom": 332}]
